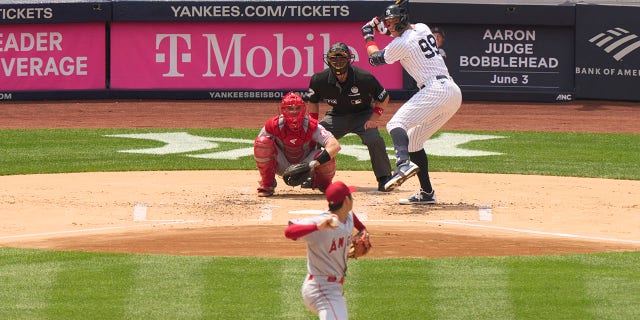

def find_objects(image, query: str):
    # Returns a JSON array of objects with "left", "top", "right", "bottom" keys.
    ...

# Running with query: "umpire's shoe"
[
  {"left": 384, "top": 160, "right": 419, "bottom": 191},
  {"left": 377, "top": 175, "right": 391, "bottom": 192}
]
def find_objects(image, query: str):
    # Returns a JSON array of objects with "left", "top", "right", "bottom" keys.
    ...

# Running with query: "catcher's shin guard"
[
  {"left": 313, "top": 157, "right": 336, "bottom": 192},
  {"left": 254, "top": 135, "right": 277, "bottom": 192}
]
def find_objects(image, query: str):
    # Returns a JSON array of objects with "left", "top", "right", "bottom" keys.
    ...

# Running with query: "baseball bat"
[{"left": 395, "top": 0, "right": 409, "bottom": 9}]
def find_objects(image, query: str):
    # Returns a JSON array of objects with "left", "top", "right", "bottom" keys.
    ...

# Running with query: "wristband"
[
  {"left": 309, "top": 112, "right": 319, "bottom": 120},
  {"left": 316, "top": 149, "right": 331, "bottom": 165},
  {"left": 366, "top": 41, "right": 377, "bottom": 50},
  {"left": 373, "top": 106, "right": 384, "bottom": 116}
]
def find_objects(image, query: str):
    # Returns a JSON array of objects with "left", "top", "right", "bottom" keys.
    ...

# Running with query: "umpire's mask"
[{"left": 324, "top": 42, "right": 354, "bottom": 77}]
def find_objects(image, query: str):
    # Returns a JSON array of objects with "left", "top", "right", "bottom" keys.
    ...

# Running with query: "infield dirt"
[{"left": 1, "top": 100, "right": 639, "bottom": 257}]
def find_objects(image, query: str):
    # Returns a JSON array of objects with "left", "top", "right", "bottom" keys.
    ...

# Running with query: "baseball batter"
[
  {"left": 361, "top": 3, "right": 462, "bottom": 204},
  {"left": 254, "top": 92, "right": 341, "bottom": 196},
  {"left": 284, "top": 181, "right": 368, "bottom": 319}
]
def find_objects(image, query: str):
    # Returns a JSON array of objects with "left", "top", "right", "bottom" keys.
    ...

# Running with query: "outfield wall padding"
[{"left": 0, "top": 0, "right": 638, "bottom": 102}]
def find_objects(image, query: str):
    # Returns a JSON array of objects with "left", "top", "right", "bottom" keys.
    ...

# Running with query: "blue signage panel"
[
  {"left": 112, "top": 1, "right": 385, "bottom": 22},
  {"left": 0, "top": 1, "right": 111, "bottom": 24},
  {"left": 440, "top": 24, "right": 574, "bottom": 102},
  {"left": 575, "top": 4, "right": 640, "bottom": 101}
]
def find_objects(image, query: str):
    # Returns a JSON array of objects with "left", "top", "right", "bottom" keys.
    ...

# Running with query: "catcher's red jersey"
[{"left": 263, "top": 115, "right": 323, "bottom": 164}]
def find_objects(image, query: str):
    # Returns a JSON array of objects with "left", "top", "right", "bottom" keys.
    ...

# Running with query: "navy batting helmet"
[{"left": 383, "top": 4, "right": 409, "bottom": 33}]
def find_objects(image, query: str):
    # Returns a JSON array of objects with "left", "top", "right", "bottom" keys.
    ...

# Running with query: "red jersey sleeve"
[
  {"left": 353, "top": 213, "right": 366, "bottom": 232},
  {"left": 284, "top": 222, "right": 318, "bottom": 240}
]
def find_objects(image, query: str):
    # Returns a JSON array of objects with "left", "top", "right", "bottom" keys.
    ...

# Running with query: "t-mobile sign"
[
  {"left": 0, "top": 23, "right": 106, "bottom": 90},
  {"left": 110, "top": 22, "right": 402, "bottom": 90}
]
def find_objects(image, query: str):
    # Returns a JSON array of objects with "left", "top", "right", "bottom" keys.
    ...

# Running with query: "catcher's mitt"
[
  {"left": 348, "top": 230, "right": 372, "bottom": 259},
  {"left": 282, "top": 162, "right": 312, "bottom": 186}
]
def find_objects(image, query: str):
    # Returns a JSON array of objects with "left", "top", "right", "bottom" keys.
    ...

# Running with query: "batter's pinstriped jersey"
[
  {"left": 382, "top": 23, "right": 462, "bottom": 152},
  {"left": 384, "top": 23, "right": 449, "bottom": 89}
]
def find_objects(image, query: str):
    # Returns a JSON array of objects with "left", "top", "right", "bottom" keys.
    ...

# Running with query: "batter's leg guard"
[
  {"left": 254, "top": 135, "right": 278, "bottom": 196},
  {"left": 389, "top": 127, "right": 411, "bottom": 165}
]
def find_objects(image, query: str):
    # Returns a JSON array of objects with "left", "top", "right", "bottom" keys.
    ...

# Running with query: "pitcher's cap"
[{"left": 325, "top": 181, "right": 357, "bottom": 205}]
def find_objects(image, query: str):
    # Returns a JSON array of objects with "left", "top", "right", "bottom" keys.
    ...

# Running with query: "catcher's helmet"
[
  {"left": 279, "top": 92, "right": 307, "bottom": 132},
  {"left": 324, "top": 42, "right": 354, "bottom": 77},
  {"left": 382, "top": 4, "right": 409, "bottom": 34}
]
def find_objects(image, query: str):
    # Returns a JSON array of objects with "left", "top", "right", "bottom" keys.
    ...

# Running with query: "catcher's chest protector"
[{"left": 267, "top": 116, "right": 318, "bottom": 163}]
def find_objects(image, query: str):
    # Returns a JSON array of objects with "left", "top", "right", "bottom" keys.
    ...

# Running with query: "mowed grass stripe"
[
  {"left": 581, "top": 253, "right": 640, "bottom": 319},
  {"left": 1, "top": 249, "right": 639, "bottom": 319},
  {"left": 348, "top": 259, "right": 438, "bottom": 319},
  {"left": 124, "top": 256, "right": 207, "bottom": 319},
  {"left": 508, "top": 256, "right": 593, "bottom": 320},
  {"left": 45, "top": 252, "right": 136, "bottom": 319},
  {"left": 278, "top": 258, "right": 312, "bottom": 319},
  {"left": 0, "top": 249, "right": 63, "bottom": 319},
  {"left": 201, "top": 258, "right": 294, "bottom": 319},
  {"left": 430, "top": 259, "right": 514, "bottom": 320}
]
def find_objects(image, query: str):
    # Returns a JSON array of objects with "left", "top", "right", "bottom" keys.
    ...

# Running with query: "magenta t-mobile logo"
[
  {"left": 588, "top": 27, "right": 640, "bottom": 61},
  {"left": 155, "top": 34, "right": 192, "bottom": 76}
]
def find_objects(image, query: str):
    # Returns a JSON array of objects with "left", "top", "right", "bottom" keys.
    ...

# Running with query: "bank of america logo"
[{"left": 589, "top": 27, "right": 640, "bottom": 61}]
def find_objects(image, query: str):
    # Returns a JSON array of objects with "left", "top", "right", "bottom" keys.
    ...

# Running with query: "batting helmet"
[
  {"left": 279, "top": 92, "right": 307, "bottom": 132},
  {"left": 382, "top": 4, "right": 409, "bottom": 34},
  {"left": 323, "top": 42, "right": 354, "bottom": 77}
]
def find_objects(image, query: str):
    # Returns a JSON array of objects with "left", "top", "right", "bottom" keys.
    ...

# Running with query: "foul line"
[{"left": 367, "top": 219, "right": 640, "bottom": 245}]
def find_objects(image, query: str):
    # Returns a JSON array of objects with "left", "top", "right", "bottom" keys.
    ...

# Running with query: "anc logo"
[{"left": 588, "top": 27, "right": 640, "bottom": 61}]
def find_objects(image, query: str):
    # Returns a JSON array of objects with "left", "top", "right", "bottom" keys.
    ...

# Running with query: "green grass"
[
  {"left": 1, "top": 128, "right": 639, "bottom": 319},
  {"left": 1, "top": 128, "right": 639, "bottom": 179},
  {"left": 1, "top": 248, "right": 638, "bottom": 319}
]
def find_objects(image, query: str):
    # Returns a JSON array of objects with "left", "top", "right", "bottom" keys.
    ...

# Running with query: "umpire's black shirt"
[{"left": 307, "top": 66, "right": 388, "bottom": 116}]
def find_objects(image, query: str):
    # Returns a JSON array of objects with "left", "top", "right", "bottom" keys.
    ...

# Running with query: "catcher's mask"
[
  {"left": 323, "top": 42, "right": 354, "bottom": 77},
  {"left": 279, "top": 92, "right": 307, "bottom": 132},
  {"left": 382, "top": 4, "right": 409, "bottom": 34}
]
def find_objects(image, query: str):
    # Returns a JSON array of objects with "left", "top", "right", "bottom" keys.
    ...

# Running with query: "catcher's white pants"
[{"left": 302, "top": 275, "right": 347, "bottom": 320}]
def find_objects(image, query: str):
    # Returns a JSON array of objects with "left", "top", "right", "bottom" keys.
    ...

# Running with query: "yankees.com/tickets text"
[{"left": 171, "top": 5, "right": 350, "bottom": 18}]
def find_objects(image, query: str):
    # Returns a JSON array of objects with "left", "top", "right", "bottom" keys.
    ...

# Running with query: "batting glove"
[
  {"left": 361, "top": 21, "right": 375, "bottom": 42},
  {"left": 372, "top": 17, "right": 391, "bottom": 36}
]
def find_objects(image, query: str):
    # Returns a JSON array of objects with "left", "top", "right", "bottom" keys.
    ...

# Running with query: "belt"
[
  {"left": 307, "top": 275, "right": 345, "bottom": 284},
  {"left": 419, "top": 75, "right": 450, "bottom": 89}
]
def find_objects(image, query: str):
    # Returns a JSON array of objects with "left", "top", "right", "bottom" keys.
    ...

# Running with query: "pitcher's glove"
[
  {"left": 282, "top": 162, "right": 312, "bottom": 186},
  {"left": 348, "top": 230, "right": 372, "bottom": 259}
]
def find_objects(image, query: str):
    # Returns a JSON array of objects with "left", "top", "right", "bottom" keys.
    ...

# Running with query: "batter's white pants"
[{"left": 387, "top": 76, "right": 462, "bottom": 152}]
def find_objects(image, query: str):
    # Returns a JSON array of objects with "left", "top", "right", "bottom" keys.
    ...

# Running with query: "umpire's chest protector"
[{"left": 326, "top": 72, "right": 375, "bottom": 114}]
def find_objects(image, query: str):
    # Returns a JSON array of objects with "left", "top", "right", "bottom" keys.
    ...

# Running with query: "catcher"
[
  {"left": 284, "top": 181, "right": 371, "bottom": 319},
  {"left": 254, "top": 92, "right": 341, "bottom": 197}
]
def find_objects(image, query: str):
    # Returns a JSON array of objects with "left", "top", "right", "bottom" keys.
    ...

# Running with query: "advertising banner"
[
  {"left": 110, "top": 22, "right": 402, "bottom": 91},
  {"left": 439, "top": 24, "right": 574, "bottom": 102},
  {"left": 0, "top": 1, "right": 110, "bottom": 24},
  {"left": 0, "top": 23, "right": 106, "bottom": 90},
  {"left": 112, "top": 1, "right": 385, "bottom": 22},
  {"left": 575, "top": 4, "right": 640, "bottom": 101}
]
